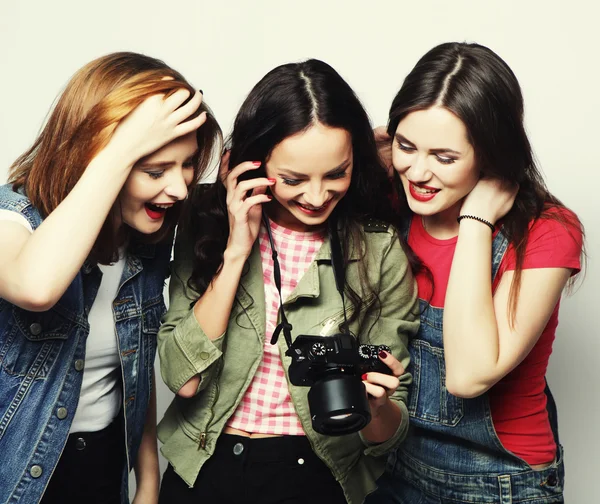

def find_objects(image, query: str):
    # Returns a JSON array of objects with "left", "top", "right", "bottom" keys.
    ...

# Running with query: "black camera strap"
[{"left": 262, "top": 211, "right": 348, "bottom": 348}]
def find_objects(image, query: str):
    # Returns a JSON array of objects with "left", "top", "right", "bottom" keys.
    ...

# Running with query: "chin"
[{"left": 287, "top": 208, "right": 332, "bottom": 231}]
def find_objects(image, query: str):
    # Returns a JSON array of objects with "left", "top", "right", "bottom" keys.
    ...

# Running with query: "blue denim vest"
[
  {"left": 0, "top": 184, "right": 170, "bottom": 504},
  {"left": 368, "top": 220, "right": 564, "bottom": 504}
]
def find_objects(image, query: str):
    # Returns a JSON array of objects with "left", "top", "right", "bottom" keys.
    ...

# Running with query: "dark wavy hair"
[
  {"left": 387, "top": 42, "right": 585, "bottom": 321},
  {"left": 183, "top": 58, "right": 414, "bottom": 328}
]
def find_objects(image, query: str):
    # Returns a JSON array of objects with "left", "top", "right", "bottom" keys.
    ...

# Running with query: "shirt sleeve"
[
  {"left": 0, "top": 209, "right": 33, "bottom": 233},
  {"left": 157, "top": 230, "right": 226, "bottom": 395},
  {"left": 359, "top": 231, "right": 420, "bottom": 456},
  {"left": 501, "top": 208, "right": 583, "bottom": 275}
]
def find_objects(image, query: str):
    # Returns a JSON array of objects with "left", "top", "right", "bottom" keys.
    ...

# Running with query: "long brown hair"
[
  {"left": 9, "top": 51, "right": 221, "bottom": 263},
  {"left": 387, "top": 42, "right": 585, "bottom": 323}
]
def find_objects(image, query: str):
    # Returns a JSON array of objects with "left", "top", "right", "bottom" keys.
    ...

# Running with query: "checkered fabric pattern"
[{"left": 227, "top": 220, "right": 325, "bottom": 435}]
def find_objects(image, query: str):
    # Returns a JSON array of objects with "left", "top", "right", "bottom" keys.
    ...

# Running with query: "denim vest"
[
  {"left": 0, "top": 184, "right": 170, "bottom": 504},
  {"left": 368, "top": 220, "right": 564, "bottom": 504}
]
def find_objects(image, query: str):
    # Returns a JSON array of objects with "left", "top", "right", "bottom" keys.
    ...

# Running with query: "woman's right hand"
[
  {"left": 105, "top": 88, "right": 206, "bottom": 168},
  {"left": 221, "top": 150, "right": 275, "bottom": 259}
]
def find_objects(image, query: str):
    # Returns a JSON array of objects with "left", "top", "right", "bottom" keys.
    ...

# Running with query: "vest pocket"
[
  {"left": 408, "top": 339, "right": 464, "bottom": 426},
  {"left": 1, "top": 308, "right": 71, "bottom": 379}
]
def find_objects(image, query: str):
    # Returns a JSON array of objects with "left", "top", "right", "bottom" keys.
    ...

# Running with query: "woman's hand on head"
[
  {"left": 374, "top": 126, "right": 394, "bottom": 177},
  {"left": 106, "top": 89, "right": 206, "bottom": 168},
  {"left": 460, "top": 177, "right": 519, "bottom": 225},
  {"left": 221, "top": 150, "right": 274, "bottom": 259},
  {"left": 362, "top": 350, "right": 404, "bottom": 415}
]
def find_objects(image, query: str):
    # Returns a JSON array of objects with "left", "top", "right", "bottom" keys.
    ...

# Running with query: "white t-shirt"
[{"left": 0, "top": 209, "right": 124, "bottom": 432}]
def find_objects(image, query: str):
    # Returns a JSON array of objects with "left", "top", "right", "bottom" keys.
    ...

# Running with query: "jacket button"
[
  {"left": 200, "top": 352, "right": 210, "bottom": 360},
  {"left": 74, "top": 359, "right": 85, "bottom": 371},
  {"left": 29, "top": 323, "right": 42, "bottom": 336},
  {"left": 30, "top": 465, "right": 43, "bottom": 478},
  {"left": 546, "top": 473, "right": 558, "bottom": 487},
  {"left": 56, "top": 407, "right": 68, "bottom": 419}
]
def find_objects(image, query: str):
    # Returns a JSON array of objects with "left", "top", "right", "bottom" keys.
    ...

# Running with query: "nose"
[
  {"left": 302, "top": 181, "right": 328, "bottom": 207},
  {"left": 163, "top": 170, "right": 189, "bottom": 201},
  {"left": 406, "top": 154, "right": 432, "bottom": 183}
]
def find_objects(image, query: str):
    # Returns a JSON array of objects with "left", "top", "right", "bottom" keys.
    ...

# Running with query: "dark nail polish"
[
  {"left": 199, "top": 89, "right": 204, "bottom": 95},
  {"left": 378, "top": 350, "right": 388, "bottom": 359}
]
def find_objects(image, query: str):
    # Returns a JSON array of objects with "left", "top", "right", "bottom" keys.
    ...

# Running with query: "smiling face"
[
  {"left": 392, "top": 106, "right": 479, "bottom": 227},
  {"left": 264, "top": 122, "right": 353, "bottom": 232},
  {"left": 116, "top": 131, "right": 198, "bottom": 234}
]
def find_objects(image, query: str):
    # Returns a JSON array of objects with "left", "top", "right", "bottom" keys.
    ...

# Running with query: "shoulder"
[
  {"left": 0, "top": 184, "right": 32, "bottom": 211},
  {"left": 528, "top": 206, "right": 583, "bottom": 252}
]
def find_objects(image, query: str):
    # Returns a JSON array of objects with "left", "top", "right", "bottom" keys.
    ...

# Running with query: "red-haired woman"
[{"left": 0, "top": 52, "right": 220, "bottom": 504}]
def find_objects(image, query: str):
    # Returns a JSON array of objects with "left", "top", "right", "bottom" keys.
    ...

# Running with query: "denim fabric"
[
  {"left": 367, "top": 222, "right": 565, "bottom": 503},
  {"left": 0, "top": 184, "right": 171, "bottom": 504}
]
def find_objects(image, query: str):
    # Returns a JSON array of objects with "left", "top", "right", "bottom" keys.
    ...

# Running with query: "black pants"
[
  {"left": 159, "top": 434, "right": 347, "bottom": 504},
  {"left": 40, "top": 416, "right": 125, "bottom": 504}
]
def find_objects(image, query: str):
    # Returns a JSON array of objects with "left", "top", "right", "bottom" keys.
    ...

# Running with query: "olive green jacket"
[{"left": 157, "top": 225, "right": 419, "bottom": 503}]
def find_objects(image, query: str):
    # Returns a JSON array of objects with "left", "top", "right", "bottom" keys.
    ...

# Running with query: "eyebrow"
[
  {"left": 395, "top": 133, "right": 462, "bottom": 156},
  {"left": 277, "top": 159, "right": 351, "bottom": 178},
  {"left": 137, "top": 150, "right": 200, "bottom": 169}
]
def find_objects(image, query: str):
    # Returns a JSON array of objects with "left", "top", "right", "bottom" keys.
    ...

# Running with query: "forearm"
[
  {"left": 361, "top": 399, "right": 402, "bottom": 444},
  {"left": 443, "top": 220, "right": 500, "bottom": 396},
  {"left": 192, "top": 247, "right": 247, "bottom": 340},
  {"left": 134, "top": 378, "right": 160, "bottom": 498},
  {"left": 176, "top": 247, "right": 247, "bottom": 396},
  {"left": 7, "top": 148, "right": 133, "bottom": 308}
]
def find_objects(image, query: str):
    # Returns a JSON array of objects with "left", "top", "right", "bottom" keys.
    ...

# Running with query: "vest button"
[
  {"left": 56, "top": 407, "right": 68, "bottom": 419},
  {"left": 74, "top": 359, "right": 85, "bottom": 371},
  {"left": 29, "top": 323, "right": 42, "bottom": 336},
  {"left": 200, "top": 352, "right": 210, "bottom": 360},
  {"left": 30, "top": 465, "right": 43, "bottom": 478}
]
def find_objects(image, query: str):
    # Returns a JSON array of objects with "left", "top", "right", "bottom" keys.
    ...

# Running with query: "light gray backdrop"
[{"left": 1, "top": 1, "right": 598, "bottom": 502}]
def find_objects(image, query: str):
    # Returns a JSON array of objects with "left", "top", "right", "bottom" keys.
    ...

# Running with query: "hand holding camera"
[
  {"left": 361, "top": 348, "right": 404, "bottom": 417},
  {"left": 287, "top": 333, "right": 402, "bottom": 435}
]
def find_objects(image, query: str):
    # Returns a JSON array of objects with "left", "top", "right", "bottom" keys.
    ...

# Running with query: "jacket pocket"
[
  {"left": 0, "top": 308, "right": 72, "bottom": 379},
  {"left": 408, "top": 339, "right": 464, "bottom": 426}
]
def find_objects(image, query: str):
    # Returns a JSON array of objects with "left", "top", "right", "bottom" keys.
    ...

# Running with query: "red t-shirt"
[{"left": 408, "top": 208, "right": 582, "bottom": 465}]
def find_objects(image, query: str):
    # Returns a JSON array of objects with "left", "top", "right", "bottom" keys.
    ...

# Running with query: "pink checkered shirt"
[{"left": 226, "top": 219, "right": 325, "bottom": 435}]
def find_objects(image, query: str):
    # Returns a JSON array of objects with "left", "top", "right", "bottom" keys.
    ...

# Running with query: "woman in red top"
[{"left": 369, "top": 42, "right": 584, "bottom": 503}]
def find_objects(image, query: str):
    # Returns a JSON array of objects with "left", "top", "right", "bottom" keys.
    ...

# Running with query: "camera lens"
[{"left": 307, "top": 374, "right": 371, "bottom": 436}]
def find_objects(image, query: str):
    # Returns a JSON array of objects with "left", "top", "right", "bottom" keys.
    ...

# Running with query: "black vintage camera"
[
  {"left": 287, "top": 333, "right": 392, "bottom": 436},
  {"left": 262, "top": 211, "right": 395, "bottom": 436}
]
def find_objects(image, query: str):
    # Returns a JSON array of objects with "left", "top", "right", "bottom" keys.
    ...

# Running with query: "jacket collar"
[{"left": 236, "top": 233, "right": 361, "bottom": 309}]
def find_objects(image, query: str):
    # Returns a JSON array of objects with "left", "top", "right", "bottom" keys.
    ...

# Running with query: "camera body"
[
  {"left": 287, "top": 333, "right": 392, "bottom": 386},
  {"left": 286, "top": 333, "right": 392, "bottom": 436}
]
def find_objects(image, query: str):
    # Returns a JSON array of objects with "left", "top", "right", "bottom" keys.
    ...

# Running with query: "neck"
[{"left": 420, "top": 200, "right": 462, "bottom": 239}]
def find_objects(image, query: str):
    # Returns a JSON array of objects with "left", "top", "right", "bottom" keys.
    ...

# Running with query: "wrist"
[
  {"left": 90, "top": 145, "right": 136, "bottom": 175},
  {"left": 457, "top": 214, "right": 495, "bottom": 232},
  {"left": 223, "top": 244, "right": 251, "bottom": 264}
]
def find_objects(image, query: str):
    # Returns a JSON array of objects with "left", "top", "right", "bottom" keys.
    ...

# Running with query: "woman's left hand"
[
  {"left": 362, "top": 350, "right": 404, "bottom": 415},
  {"left": 459, "top": 178, "right": 519, "bottom": 225}
]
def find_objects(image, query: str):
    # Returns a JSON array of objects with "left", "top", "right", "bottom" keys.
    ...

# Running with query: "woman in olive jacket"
[{"left": 157, "top": 59, "right": 419, "bottom": 504}]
